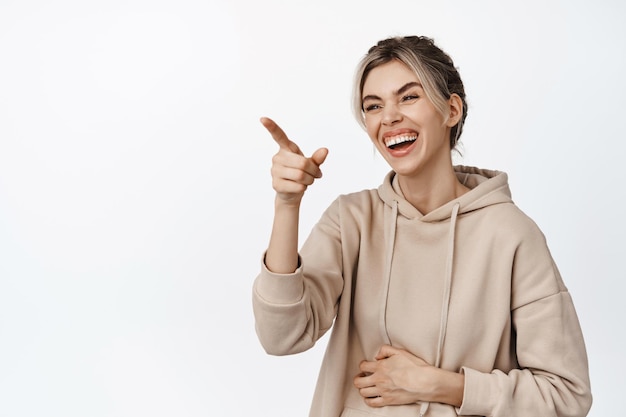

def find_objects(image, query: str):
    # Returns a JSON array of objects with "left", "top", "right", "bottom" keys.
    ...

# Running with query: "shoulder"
[
  {"left": 480, "top": 202, "right": 547, "bottom": 243},
  {"left": 336, "top": 188, "right": 380, "bottom": 206},
  {"left": 313, "top": 188, "right": 381, "bottom": 214},
  {"left": 487, "top": 204, "right": 567, "bottom": 303},
  {"left": 317, "top": 188, "right": 383, "bottom": 231}
]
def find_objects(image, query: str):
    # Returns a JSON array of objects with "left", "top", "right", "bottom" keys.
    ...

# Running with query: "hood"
[{"left": 377, "top": 165, "right": 513, "bottom": 222}]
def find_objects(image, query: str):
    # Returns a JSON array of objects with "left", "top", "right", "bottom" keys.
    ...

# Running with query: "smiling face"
[{"left": 362, "top": 59, "right": 460, "bottom": 180}]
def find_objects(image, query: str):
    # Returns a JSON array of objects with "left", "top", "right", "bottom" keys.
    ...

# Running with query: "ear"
[{"left": 445, "top": 93, "right": 463, "bottom": 127}]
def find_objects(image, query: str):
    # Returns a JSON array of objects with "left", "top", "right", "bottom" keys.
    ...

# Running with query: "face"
[{"left": 361, "top": 60, "right": 457, "bottom": 179}]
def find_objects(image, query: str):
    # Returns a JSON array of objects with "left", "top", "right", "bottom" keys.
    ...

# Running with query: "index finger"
[
  {"left": 359, "top": 360, "right": 377, "bottom": 374},
  {"left": 260, "top": 117, "right": 302, "bottom": 154},
  {"left": 375, "top": 345, "right": 397, "bottom": 360}
]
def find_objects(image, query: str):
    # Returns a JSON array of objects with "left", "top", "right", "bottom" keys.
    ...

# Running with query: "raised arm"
[{"left": 260, "top": 117, "right": 328, "bottom": 273}]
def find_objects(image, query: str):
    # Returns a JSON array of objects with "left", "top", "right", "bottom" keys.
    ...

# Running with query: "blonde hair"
[{"left": 352, "top": 36, "right": 468, "bottom": 149}]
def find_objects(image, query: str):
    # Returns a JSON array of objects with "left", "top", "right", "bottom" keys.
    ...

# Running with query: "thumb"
[{"left": 311, "top": 147, "right": 329, "bottom": 167}]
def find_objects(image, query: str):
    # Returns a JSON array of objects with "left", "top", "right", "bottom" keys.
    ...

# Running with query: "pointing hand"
[{"left": 261, "top": 117, "right": 328, "bottom": 205}]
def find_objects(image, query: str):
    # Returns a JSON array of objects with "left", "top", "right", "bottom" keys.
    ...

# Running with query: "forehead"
[{"left": 362, "top": 60, "right": 421, "bottom": 94}]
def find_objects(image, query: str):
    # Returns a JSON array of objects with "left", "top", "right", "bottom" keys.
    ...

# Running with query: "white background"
[{"left": 0, "top": 0, "right": 624, "bottom": 416}]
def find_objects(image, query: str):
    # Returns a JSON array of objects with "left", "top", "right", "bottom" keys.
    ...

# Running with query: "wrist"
[
  {"left": 430, "top": 368, "right": 464, "bottom": 407},
  {"left": 274, "top": 194, "right": 302, "bottom": 209}
]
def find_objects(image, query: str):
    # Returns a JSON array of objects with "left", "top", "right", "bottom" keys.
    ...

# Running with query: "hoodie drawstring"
[
  {"left": 379, "top": 199, "right": 398, "bottom": 345},
  {"left": 419, "top": 202, "right": 460, "bottom": 417},
  {"left": 436, "top": 202, "right": 460, "bottom": 367}
]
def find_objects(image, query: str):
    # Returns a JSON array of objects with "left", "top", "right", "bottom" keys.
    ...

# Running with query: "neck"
[{"left": 397, "top": 165, "right": 469, "bottom": 214}]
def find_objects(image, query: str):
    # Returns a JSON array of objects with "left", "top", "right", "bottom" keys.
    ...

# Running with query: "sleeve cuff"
[
  {"left": 255, "top": 253, "right": 305, "bottom": 305},
  {"left": 457, "top": 366, "right": 497, "bottom": 416}
]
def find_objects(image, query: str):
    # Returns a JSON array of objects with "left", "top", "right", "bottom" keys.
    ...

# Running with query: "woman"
[{"left": 252, "top": 36, "right": 592, "bottom": 417}]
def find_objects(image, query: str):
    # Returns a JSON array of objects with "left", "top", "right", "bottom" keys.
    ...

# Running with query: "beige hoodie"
[{"left": 253, "top": 166, "right": 592, "bottom": 417}]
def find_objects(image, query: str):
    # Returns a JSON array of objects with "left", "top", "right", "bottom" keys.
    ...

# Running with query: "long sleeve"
[
  {"left": 252, "top": 198, "right": 345, "bottom": 356},
  {"left": 458, "top": 218, "right": 592, "bottom": 417}
]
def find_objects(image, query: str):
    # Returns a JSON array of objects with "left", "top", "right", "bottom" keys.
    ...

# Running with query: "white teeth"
[{"left": 385, "top": 135, "right": 417, "bottom": 148}]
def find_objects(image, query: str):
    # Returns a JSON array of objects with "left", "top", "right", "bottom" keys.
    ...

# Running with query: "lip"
[
  {"left": 380, "top": 128, "right": 419, "bottom": 157},
  {"left": 382, "top": 128, "right": 418, "bottom": 140}
]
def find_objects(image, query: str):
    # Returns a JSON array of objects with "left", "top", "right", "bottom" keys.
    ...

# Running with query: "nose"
[{"left": 381, "top": 103, "right": 402, "bottom": 125}]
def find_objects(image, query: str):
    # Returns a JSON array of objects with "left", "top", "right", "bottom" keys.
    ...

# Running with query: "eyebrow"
[{"left": 362, "top": 81, "right": 423, "bottom": 103}]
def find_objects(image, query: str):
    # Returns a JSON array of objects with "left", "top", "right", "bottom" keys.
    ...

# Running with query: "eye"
[
  {"left": 364, "top": 103, "right": 382, "bottom": 112},
  {"left": 402, "top": 94, "right": 420, "bottom": 102}
]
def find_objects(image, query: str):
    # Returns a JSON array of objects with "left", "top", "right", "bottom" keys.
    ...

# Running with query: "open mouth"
[{"left": 385, "top": 134, "right": 417, "bottom": 150}]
